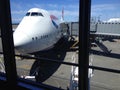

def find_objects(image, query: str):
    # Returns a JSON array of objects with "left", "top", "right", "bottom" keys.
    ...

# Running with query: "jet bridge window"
[{"left": 31, "top": 12, "right": 43, "bottom": 16}]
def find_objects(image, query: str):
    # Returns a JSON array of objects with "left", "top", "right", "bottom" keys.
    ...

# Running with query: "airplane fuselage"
[{"left": 13, "top": 8, "right": 62, "bottom": 53}]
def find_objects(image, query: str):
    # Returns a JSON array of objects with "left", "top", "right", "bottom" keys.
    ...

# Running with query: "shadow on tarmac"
[
  {"left": 91, "top": 49, "right": 120, "bottom": 59},
  {"left": 29, "top": 37, "right": 76, "bottom": 82}
]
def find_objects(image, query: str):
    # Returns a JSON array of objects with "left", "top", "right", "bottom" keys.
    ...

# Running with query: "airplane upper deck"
[
  {"left": 27, "top": 8, "right": 46, "bottom": 13},
  {"left": 25, "top": 8, "right": 49, "bottom": 17}
]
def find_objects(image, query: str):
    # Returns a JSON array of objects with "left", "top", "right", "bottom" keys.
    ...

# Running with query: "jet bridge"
[
  {"left": 90, "top": 22, "right": 120, "bottom": 54},
  {"left": 64, "top": 22, "right": 120, "bottom": 53},
  {"left": 90, "top": 22, "right": 120, "bottom": 38},
  {"left": 66, "top": 22, "right": 120, "bottom": 38}
]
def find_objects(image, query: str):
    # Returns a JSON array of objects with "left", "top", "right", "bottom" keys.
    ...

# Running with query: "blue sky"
[
  {"left": 10, "top": 0, "right": 120, "bottom": 23},
  {"left": 91, "top": 0, "right": 120, "bottom": 22}
]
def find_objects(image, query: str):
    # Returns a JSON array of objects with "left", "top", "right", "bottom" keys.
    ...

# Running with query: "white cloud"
[
  {"left": 91, "top": 4, "right": 116, "bottom": 12},
  {"left": 11, "top": 10, "right": 26, "bottom": 15},
  {"left": 48, "top": 4, "right": 58, "bottom": 8},
  {"left": 49, "top": 10, "right": 61, "bottom": 16},
  {"left": 33, "top": 3, "right": 78, "bottom": 10},
  {"left": 33, "top": 3, "right": 59, "bottom": 9},
  {"left": 49, "top": 9, "right": 78, "bottom": 17},
  {"left": 63, "top": 4, "right": 79, "bottom": 10},
  {"left": 11, "top": 2, "right": 23, "bottom": 10},
  {"left": 33, "top": 3, "right": 45, "bottom": 9},
  {"left": 12, "top": 18, "right": 22, "bottom": 23},
  {"left": 65, "top": 10, "right": 78, "bottom": 16},
  {"left": 91, "top": 3, "right": 120, "bottom": 21},
  {"left": 11, "top": 2, "right": 79, "bottom": 22}
]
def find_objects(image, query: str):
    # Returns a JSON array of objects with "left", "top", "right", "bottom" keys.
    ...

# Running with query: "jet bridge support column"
[{"left": 95, "top": 40, "right": 112, "bottom": 54}]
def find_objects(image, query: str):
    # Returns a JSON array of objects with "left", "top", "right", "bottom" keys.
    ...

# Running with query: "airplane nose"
[{"left": 13, "top": 31, "right": 29, "bottom": 47}]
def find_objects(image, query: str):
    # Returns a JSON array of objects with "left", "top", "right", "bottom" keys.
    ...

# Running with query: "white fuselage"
[{"left": 13, "top": 8, "right": 62, "bottom": 53}]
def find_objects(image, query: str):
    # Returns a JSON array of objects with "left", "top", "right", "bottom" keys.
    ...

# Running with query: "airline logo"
[{"left": 50, "top": 15, "right": 58, "bottom": 29}]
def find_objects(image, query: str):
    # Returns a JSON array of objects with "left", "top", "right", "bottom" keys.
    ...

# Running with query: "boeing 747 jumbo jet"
[{"left": 13, "top": 8, "right": 63, "bottom": 54}]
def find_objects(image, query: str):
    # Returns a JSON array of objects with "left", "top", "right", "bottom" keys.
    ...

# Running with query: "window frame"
[{"left": 0, "top": 0, "right": 120, "bottom": 90}]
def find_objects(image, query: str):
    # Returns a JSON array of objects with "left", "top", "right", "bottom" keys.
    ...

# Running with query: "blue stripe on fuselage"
[{"left": 52, "top": 20, "right": 58, "bottom": 29}]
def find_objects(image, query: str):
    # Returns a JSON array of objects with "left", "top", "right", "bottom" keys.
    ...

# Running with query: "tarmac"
[{"left": 90, "top": 39, "right": 120, "bottom": 90}]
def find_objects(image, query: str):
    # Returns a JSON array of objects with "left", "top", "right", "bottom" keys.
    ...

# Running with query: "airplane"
[{"left": 13, "top": 8, "right": 64, "bottom": 54}]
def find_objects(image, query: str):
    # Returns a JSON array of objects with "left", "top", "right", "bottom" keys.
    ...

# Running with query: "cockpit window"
[
  {"left": 31, "top": 12, "right": 43, "bottom": 16},
  {"left": 26, "top": 12, "right": 30, "bottom": 16},
  {"left": 26, "top": 12, "right": 43, "bottom": 16}
]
